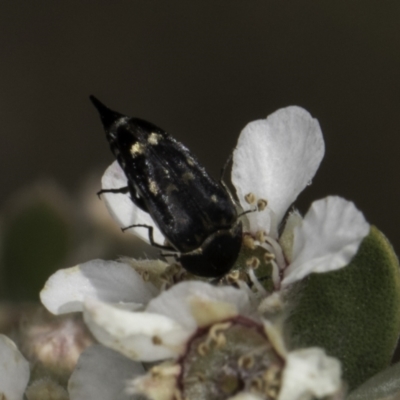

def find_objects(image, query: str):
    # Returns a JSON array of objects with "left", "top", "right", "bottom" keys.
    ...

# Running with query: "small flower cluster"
[{"left": 2, "top": 107, "right": 371, "bottom": 400}]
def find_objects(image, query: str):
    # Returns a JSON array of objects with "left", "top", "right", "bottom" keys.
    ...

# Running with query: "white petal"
[
  {"left": 146, "top": 281, "right": 252, "bottom": 329},
  {"left": 83, "top": 298, "right": 190, "bottom": 361},
  {"left": 228, "top": 392, "right": 264, "bottom": 400},
  {"left": 101, "top": 161, "right": 164, "bottom": 245},
  {"left": 0, "top": 334, "right": 30, "bottom": 400},
  {"left": 278, "top": 348, "right": 342, "bottom": 400},
  {"left": 279, "top": 209, "right": 303, "bottom": 264},
  {"left": 69, "top": 345, "right": 144, "bottom": 400},
  {"left": 232, "top": 107, "right": 324, "bottom": 234},
  {"left": 282, "top": 196, "right": 369, "bottom": 286},
  {"left": 40, "top": 259, "right": 157, "bottom": 315},
  {"left": 263, "top": 320, "right": 288, "bottom": 358}
]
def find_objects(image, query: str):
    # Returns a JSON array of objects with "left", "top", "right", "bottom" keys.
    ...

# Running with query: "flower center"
[{"left": 178, "top": 317, "right": 284, "bottom": 400}]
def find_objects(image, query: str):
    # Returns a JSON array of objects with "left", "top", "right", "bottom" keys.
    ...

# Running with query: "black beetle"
[{"left": 90, "top": 96, "right": 242, "bottom": 277}]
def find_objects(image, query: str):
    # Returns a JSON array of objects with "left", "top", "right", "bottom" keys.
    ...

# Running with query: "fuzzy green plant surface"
[
  {"left": 286, "top": 226, "right": 400, "bottom": 391},
  {"left": 347, "top": 361, "right": 400, "bottom": 400},
  {"left": 2, "top": 201, "right": 72, "bottom": 301}
]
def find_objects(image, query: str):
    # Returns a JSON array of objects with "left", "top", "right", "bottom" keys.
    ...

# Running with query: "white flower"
[
  {"left": 232, "top": 107, "right": 369, "bottom": 287},
  {"left": 0, "top": 334, "right": 30, "bottom": 400},
  {"left": 67, "top": 281, "right": 251, "bottom": 399},
  {"left": 40, "top": 105, "right": 364, "bottom": 400},
  {"left": 101, "top": 106, "right": 369, "bottom": 288},
  {"left": 278, "top": 348, "right": 342, "bottom": 400},
  {"left": 68, "top": 344, "right": 145, "bottom": 400},
  {"left": 83, "top": 280, "right": 251, "bottom": 362},
  {"left": 40, "top": 258, "right": 161, "bottom": 315},
  {"left": 67, "top": 281, "right": 341, "bottom": 400}
]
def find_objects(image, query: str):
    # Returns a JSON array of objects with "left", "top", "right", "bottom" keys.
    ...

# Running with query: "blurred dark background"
[{"left": 0, "top": 1, "right": 399, "bottom": 274}]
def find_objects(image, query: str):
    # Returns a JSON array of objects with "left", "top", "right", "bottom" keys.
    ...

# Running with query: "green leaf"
[
  {"left": 285, "top": 226, "right": 400, "bottom": 390},
  {"left": 1, "top": 199, "right": 72, "bottom": 301},
  {"left": 347, "top": 362, "right": 400, "bottom": 400}
]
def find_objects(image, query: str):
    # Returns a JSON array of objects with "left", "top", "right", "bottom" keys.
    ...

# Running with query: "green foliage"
[
  {"left": 347, "top": 361, "right": 400, "bottom": 400},
  {"left": 2, "top": 201, "right": 71, "bottom": 301},
  {"left": 286, "top": 226, "right": 400, "bottom": 390}
]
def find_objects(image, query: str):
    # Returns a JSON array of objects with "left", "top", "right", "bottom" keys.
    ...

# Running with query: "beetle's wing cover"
[{"left": 114, "top": 118, "right": 237, "bottom": 252}]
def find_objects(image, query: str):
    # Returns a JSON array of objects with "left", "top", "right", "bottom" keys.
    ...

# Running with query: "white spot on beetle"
[
  {"left": 166, "top": 184, "right": 178, "bottom": 195},
  {"left": 182, "top": 172, "right": 195, "bottom": 183},
  {"left": 148, "top": 132, "right": 163, "bottom": 145},
  {"left": 130, "top": 142, "right": 146, "bottom": 157},
  {"left": 149, "top": 180, "right": 158, "bottom": 195},
  {"left": 115, "top": 116, "right": 129, "bottom": 127},
  {"left": 163, "top": 168, "right": 170, "bottom": 177}
]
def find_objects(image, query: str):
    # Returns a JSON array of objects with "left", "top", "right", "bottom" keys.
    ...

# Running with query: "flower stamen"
[
  {"left": 152, "top": 335, "right": 163, "bottom": 345},
  {"left": 243, "top": 234, "right": 256, "bottom": 250},
  {"left": 225, "top": 270, "right": 241, "bottom": 284},
  {"left": 245, "top": 193, "right": 256, "bottom": 205},
  {"left": 264, "top": 237, "right": 286, "bottom": 270},
  {"left": 237, "top": 354, "right": 255, "bottom": 370},
  {"left": 250, "top": 376, "right": 264, "bottom": 392},
  {"left": 246, "top": 256, "right": 261, "bottom": 269},
  {"left": 197, "top": 341, "right": 210, "bottom": 356},
  {"left": 207, "top": 322, "right": 231, "bottom": 349},
  {"left": 257, "top": 199, "right": 268, "bottom": 211},
  {"left": 247, "top": 268, "right": 268, "bottom": 296},
  {"left": 255, "top": 230, "right": 267, "bottom": 243},
  {"left": 263, "top": 251, "right": 275, "bottom": 261}
]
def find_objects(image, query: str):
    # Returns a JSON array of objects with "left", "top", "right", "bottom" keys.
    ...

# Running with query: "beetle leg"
[
  {"left": 97, "top": 186, "right": 129, "bottom": 198},
  {"left": 219, "top": 153, "right": 233, "bottom": 186},
  {"left": 122, "top": 223, "right": 174, "bottom": 250},
  {"left": 160, "top": 251, "right": 179, "bottom": 259},
  {"left": 237, "top": 208, "right": 257, "bottom": 218}
]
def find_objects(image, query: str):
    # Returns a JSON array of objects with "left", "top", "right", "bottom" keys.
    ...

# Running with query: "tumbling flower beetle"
[{"left": 90, "top": 96, "right": 242, "bottom": 277}]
